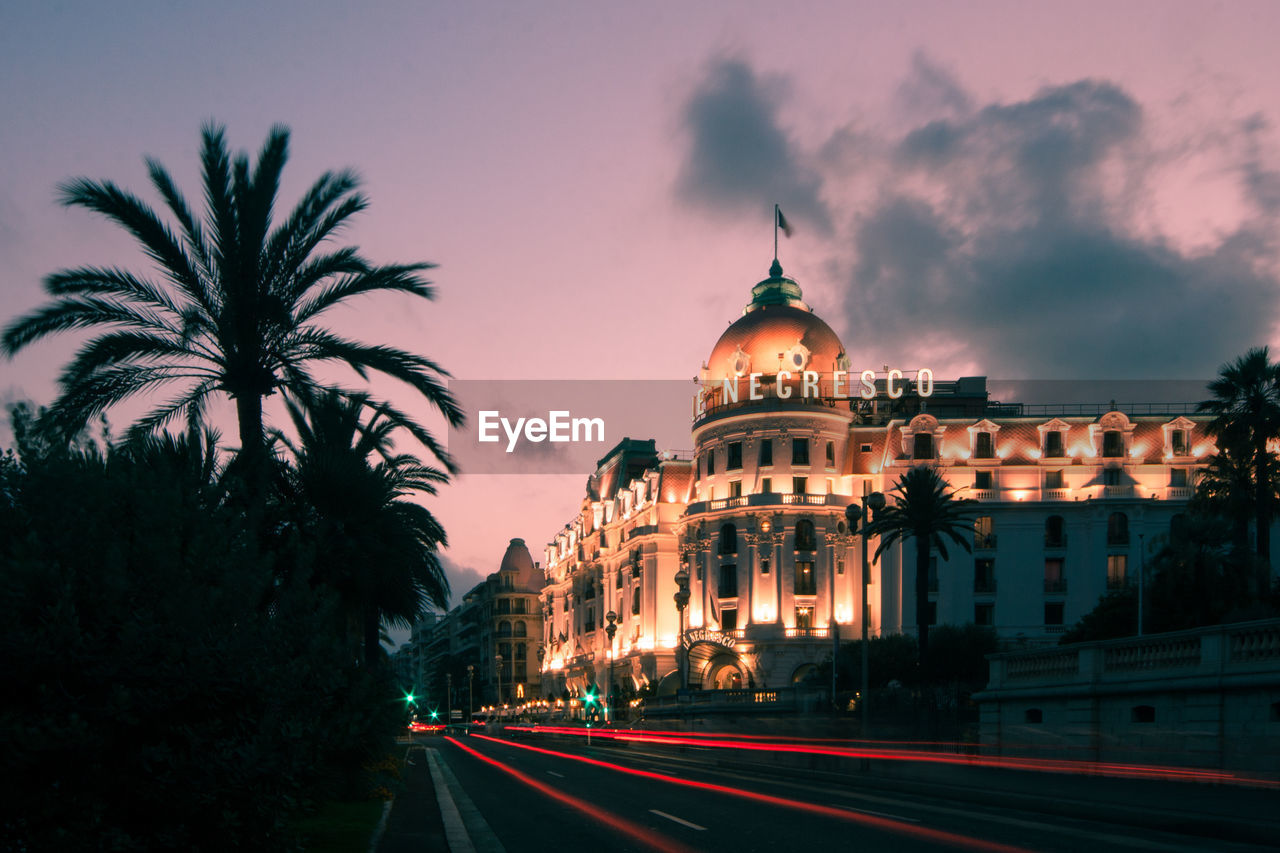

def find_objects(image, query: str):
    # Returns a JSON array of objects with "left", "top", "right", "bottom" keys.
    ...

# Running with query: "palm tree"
[
  {"left": 1198, "top": 347, "right": 1280, "bottom": 595},
  {"left": 2, "top": 124, "right": 462, "bottom": 499},
  {"left": 273, "top": 389, "right": 451, "bottom": 665},
  {"left": 866, "top": 465, "right": 977, "bottom": 669}
]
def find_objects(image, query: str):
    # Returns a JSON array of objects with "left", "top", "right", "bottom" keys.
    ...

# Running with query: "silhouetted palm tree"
[
  {"left": 2, "top": 124, "right": 462, "bottom": 500},
  {"left": 274, "top": 389, "right": 451, "bottom": 665},
  {"left": 1198, "top": 347, "right": 1280, "bottom": 594},
  {"left": 866, "top": 465, "right": 977, "bottom": 668}
]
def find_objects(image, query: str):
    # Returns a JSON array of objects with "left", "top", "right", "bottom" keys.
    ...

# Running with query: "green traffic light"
[
  {"left": 403, "top": 691, "right": 416, "bottom": 705},
  {"left": 583, "top": 689, "right": 598, "bottom": 706},
  {"left": 430, "top": 709, "right": 440, "bottom": 720}
]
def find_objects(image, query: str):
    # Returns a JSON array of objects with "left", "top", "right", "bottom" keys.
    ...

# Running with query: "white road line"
[
  {"left": 546, "top": 770, "right": 565, "bottom": 778},
  {"left": 838, "top": 804, "right": 921, "bottom": 823},
  {"left": 649, "top": 809, "right": 707, "bottom": 831}
]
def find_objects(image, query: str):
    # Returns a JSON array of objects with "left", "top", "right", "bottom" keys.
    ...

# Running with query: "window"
[
  {"left": 1045, "top": 430, "right": 1064, "bottom": 458},
  {"left": 793, "top": 476, "right": 808, "bottom": 495},
  {"left": 1102, "top": 467, "right": 1121, "bottom": 486},
  {"left": 499, "top": 642, "right": 511, "bottom": 661},
  {"left": 514, "top": 621, "right": 527, "bottom": 637},
  {"left": 794, "top": 519, "right": 816, "bottom": 551},
  {"left": 705, "top": 451, "right": 715, "bottom": 476},
  {"left": 515, "top": 662, "right": 527, "bottom": 681},
  {"left": 720, "top": 608, "right": 738, "bottom": 631},
  {"left": 1107, "top": 512, "right": 1129, "bottom": 546},
  {"left": 727, "top": 441, "right": 743, "bottom": 471},
  {"left": 860, "top": 443, "right": 872, "bottom": 453},
  {"left": 1107, "top": 554, "right": 1128, "bottom": 589},
  {"left": 514, "top": 599, "right": 527, "bottom": 614},
  {"left": 1045, "top": 515, "right": 1066, "bottom": 548},
  {"left": 974, "top": 470, "right": 993, "bottom": 490},
  {"left": 1044, "top": 558, "right": 1066, "bottom": 594},
  {"left": 729, "top": 480, "right": 742, "bottom": 498},
  {"left": 974, "top": 431, "right": 994, "bottom": 459},
  {"left": 1170, "top": 468, "right": 1188, "bottom": 487},
  {"left": 719, "top": 523, "right": 738, "bottom": 555},
  {"left": 761, "top": 477, "right": 772, "bottom": 493},
  {"left": 631, "top": 589, "right": 640, "bottom": 615},
  {"left": 1025, "top": 708, "right": 1044, "bottom": 724},
  {"left": 836, "top": 558, "right": 845, "bottom": 576},
  {"left": 1102, "top": 430, "right": 1123, "bottom": 458},
  {"left": 584, "top": 609, "right": 596, "bottom": 632},
  {"left": 718, "top": 564, "right": 738, "bottom": 598},
  {"left": 974, "top": 603, "right": 994, "bottom": 626},
  {"left": 498, "top": 621, "right": 512, "bottom": 636},
  {"left": 794, "top": 560, "right": 816, "bottom": 595},
  {"left": 795, "top": 605, "right": 814, "bottom": 629},
  {"left": 760, "top": 557, "right": 770, "bottom": 575},
  {"left": 1171, "top": 429, "right": 1188, "bottom": 456},
  {"left": 1044, "top": 602, "right": 1065, "bottom": 625},
  {"left": 974, "top": 516, "right": 995, "bottom": 549},
  {"left": 497, "top": 598, "right": 511, "bottom": 614},
  {"left": 825, "top": 441, "right": 836, "bottom": 467},
  {"left": 515, "top": 643, "right": 526, "bottom": 660},
  {"left": 1044, "top": 470, "right": 1064, "bottom": 489},
  {"left": 1131, "top": 705, "right": 1156, "bottom": 723},
  {"left": 913, "top": 432, "right": 934, "bottom": 459},
  {"left": 563, "top": 595, "right": 568, "bottom": 613},
  {"left": 792, "top": 438, "right": 810, "bottom": 466},
  {"left": 975, "top": 558, "right": 996, "bottom": 593},
  {"left": 759, "top": 439, "right": 773, "bottom": 467}
]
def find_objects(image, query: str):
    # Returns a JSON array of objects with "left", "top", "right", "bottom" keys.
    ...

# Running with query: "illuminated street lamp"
[
  {"left": 605, "top": 610, "right": 618, "bottom": 724},
  {"left": 495, "top": 653, "right": 504, "bottom": 714},
  {"left": 467, "top": 664, "right": 475, "bottom": 731},
  {"left": 846, "top": 491, "right": 885, "bottom": 753},
  {"left": 674, "top": 566, "right": 690, "bottom": 691}
]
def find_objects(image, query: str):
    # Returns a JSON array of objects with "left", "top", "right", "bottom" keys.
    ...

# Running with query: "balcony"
[
  {"left": 1166, "top": 487, "right": 1193, "bottom": 500},
  {"left": 1044, "top": 578, "right": 1068, "bottom": 595},
  {"left": 784, "top": 627, "right": 831, "bottom": 638},
  {"left": 970, "top": 489, "right": 998, "bottom": 501},
  {"left": 1042, "top": 489, "right": 1071, "bottom": 501},
  {"left": 684, "top": 492, "right": 845, "bottom": 516},
  {"left": 1102, "top": 485, "right": 1135, "bottom": 498}
]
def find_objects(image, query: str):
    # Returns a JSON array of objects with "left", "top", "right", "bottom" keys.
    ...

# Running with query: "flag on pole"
[{"left": 777, "top": 207, "right": 794, "bottom": 238}]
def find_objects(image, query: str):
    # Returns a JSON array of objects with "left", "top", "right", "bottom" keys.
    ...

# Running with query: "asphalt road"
[{"left": 430, "top": 732, "right": 1277, "bottom": 853}]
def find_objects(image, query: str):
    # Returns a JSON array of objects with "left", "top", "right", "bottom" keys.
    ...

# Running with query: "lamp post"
[
  {"left": 1138, "top": 532, "right": 1146, "bottom": 637},
  {"left": 467, "top": 664, "right": 475, "bottom": 731},
  {"left": 536, "top": 643, "right": 545, "bottom": 700},
  {"left": 495, "top": 654, "right": 503, "bottom": 717},
  {"left": 674, "top": 566, "right": 690, "bottom": 691},
  {"left": 846, "top": 491, "right": 885, "bottom": 754},
  {"left": 605, "top": 611, "right": 617, "bottom": 724},
  {"left": 446, "top": 672, "right": 452, "bottom": 732}
]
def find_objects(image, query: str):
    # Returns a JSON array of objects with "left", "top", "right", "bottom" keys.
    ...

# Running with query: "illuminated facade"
[{"left": 539, "top": 260, "right": 1213, "bottom": 698}]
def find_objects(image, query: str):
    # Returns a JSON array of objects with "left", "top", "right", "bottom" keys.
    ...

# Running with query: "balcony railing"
[
  {"left": 1042, "top": 489, "right": 1072, "bottom": 501},
  {"left": 784, "top": 627, "right": 831, "bottom": 638},
  {"left": 1106, "top": 575, "right": 1129, "bottom": 590},
  {"left": 1044, "top": 578, "right": 1068, "bottom": 595}
]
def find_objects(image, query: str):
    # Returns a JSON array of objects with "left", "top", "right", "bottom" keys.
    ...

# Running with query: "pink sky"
[{"left": 3, "top": 1, "right": 1280, "bottom": 615}]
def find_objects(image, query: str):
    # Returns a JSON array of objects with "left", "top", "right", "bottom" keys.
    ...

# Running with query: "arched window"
[
  {"left": 1045, "top": 515, "right": 1066, "bottom": 548},
  {"left": 515, "top": 644, "right": 526, "bottom": 660},
  {"left": 794, "top": 519, "right": 816, "bottom": 551},
  {"left": 514, "top": 620, "right": 527, "bottom": 638},
  {"left": 1107, "top": 512, "right": 1129, "bottom": 546},
  {"left": 719, "top": 523, "right": 738, "bottom": 555},
  {"left": 498, "top": 621, "right": 512, "bottom": 637},
  {"left": 913, "top": 432, "right": 934, "bottom": 459}
]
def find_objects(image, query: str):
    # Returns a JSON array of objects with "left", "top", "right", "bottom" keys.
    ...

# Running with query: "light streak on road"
[
  {"left": 447, "top": 736, "right": 700, "bottom": 853},
  {"left": 504, "top": 725, "right": 1279, "bottom": 788},
  {"left": 469, "top": 733, "right": 1036, "bottom": 853}
]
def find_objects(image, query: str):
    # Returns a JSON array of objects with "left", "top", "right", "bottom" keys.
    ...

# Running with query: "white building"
[{"left": 539, "top": 260, "right": 1214, "bottom": 699}]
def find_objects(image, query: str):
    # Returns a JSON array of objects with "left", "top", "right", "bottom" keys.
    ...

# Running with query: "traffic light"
[
  {"left": 403, "top": 690, "right": 417, "bottom": 708},
  {"left": 582, "top": 688, "right": 598, "bottom": 707},
  {"left": 429, "top": 709, "right": 440, "bottom": 721}
]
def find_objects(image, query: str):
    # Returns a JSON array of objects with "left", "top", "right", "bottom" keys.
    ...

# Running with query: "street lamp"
[
  {"left": 495, "top": 654, "right": 503, "bottom": 715},
  {"left": 605, "top": 610, "right": 618, "bottom": 724},
  {"left": 674, "top": 565, "right": 690, "bottom": 691},
  {"left": 536, "top": 643, "right": 545, "bottom": 700},
  {"left": 846, "top": 491, "right": 885, "bottom": 753},
  {"left": 446, "top": 672, "right": 452, "bottom": 732},
  {"left": 467, "top": 664, "right": 475, "bottom": 731}
]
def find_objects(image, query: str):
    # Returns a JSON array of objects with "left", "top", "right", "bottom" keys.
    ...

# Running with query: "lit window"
[
  {"left": 1044, "top": 559, "right": 1065, "bottom": 594},
  {"left": 795, "top": 605, "right": 814, "bottom": 629},
  {"left": 1107, "top": 554, "right": 1128, "bottom": 589},
  {"left": 794, "top": 561, "right": 816, "bottom": 595},
  {"left": 974, "top": 516, "right": 995, "bottom": 549}
]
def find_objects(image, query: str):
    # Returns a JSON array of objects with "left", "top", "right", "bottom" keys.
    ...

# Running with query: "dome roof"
[
  {"left": 498, "top": 538, "right": 540, "bottom": 587},
  {"left": 703, "top": 260, "right": 847, "bottom": 385}
]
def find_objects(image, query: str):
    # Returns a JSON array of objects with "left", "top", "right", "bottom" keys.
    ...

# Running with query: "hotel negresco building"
[{"left": 538, "top": 259, "right": 1212, "bottom": 700}]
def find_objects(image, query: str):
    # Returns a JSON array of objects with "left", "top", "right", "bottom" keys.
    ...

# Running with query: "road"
[{"left": 418, "top": 729, "right": 1278, "bottom": 853}]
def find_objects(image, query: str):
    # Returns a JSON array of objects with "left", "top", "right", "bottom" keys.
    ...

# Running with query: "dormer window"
[
  {"left": 913, "top": 433, "right": 934, "bottom": 459},
  {"left": 1171, "top": 429, "right": 1187, "bottom": 456},
  {"left": 1045, "top": 430, "right": 1064, "bottom": 458},
  {"left": 1102, "top": 430, "right": 1123, "bottom": 458},
  {"left": 974, "top": 432, "right": 994, "bottom": 459}
]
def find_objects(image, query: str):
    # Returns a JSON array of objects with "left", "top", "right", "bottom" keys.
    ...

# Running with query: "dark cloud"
[
  {"left": 676, "top": 55, "right": 1280, "bottom": 378},
  {"left": 675, "top": 58, "right": 830, "bottom": 233},
  {"left": 441, "top": 553, "right": 486, "bottom": 608}
]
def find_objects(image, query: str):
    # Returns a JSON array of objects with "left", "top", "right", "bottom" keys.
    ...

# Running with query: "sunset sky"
[{"left": 3, "top": 1, "right": 1279, "bottom": 633}]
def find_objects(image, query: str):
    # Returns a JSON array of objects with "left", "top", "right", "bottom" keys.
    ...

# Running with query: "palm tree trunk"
[
  {"left": 1255, "top": 433, "right": 1272, "bottom": 598},
  {"left": 915, "top": 539, "right": 930, "bottom": 671}
]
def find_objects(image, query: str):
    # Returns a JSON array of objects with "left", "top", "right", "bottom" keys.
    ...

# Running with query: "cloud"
[
  {"left": 676, "top": 56, "right": 1280, "bottom": 379},
  {"left": 675, "top": 58, "right": 830, "bottom": 233},
  {"left": 440, "top": 552, "right": 486, "bottom": 608}
]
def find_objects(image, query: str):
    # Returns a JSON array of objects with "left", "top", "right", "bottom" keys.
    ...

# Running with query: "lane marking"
[
  {"left": 649, "top": 810, "right": 707, "bottom": 831},
  {"left": 838, "top": 805, "right": 921, "bottom": 824},
  {"left": 547, "top": 770, "right": 565, "bottom": 778}
]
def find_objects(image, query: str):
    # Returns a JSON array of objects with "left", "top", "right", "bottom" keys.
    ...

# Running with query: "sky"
[{"left": 3, "top": 1, "right": 1280, "bottom": 640}]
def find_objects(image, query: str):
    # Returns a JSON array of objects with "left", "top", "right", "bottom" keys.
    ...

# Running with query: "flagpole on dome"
[{"left": 774, "top": 204, "right": 793, "bottom": 272}]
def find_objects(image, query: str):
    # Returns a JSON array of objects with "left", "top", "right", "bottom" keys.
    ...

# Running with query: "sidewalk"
[{"left": 374, "top": 743, "right": 448, "bottom": 852}]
